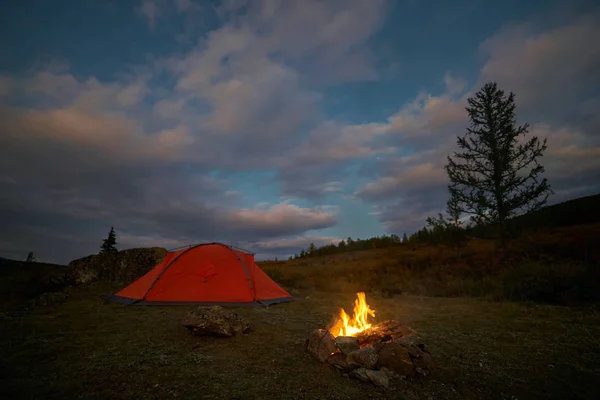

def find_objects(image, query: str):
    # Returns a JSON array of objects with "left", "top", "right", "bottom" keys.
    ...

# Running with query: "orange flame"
[{"left": 332, "top": 292, "right": 375, "bottom": 337}]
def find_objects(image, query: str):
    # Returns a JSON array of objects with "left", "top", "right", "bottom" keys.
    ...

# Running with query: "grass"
[
  {"left": 260, "top": 223, "right": 600, "bottom": 305},
  {"left": 2, "top": 283, "right": 599, "bottom": 399},
  {"left": 0, "top": 258, "right": 67, "bottom": 310}
]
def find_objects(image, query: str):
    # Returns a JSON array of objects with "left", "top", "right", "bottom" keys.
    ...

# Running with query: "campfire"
[{"left": 305, "top": 292, "right": 433, "bottom": 389}]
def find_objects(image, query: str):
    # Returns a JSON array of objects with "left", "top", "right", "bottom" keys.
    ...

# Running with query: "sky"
[{"left": 1, "top": 0, "right": 599, "bottom": 264}]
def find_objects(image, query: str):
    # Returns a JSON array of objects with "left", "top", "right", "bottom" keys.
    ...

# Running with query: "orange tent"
[{"left": 101, "top": 243, "right": 294, "bottom": 306}]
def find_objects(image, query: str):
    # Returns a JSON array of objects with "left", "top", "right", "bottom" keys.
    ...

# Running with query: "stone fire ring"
[{"left": 305, "top": 320, "right": 434, "bottom": 389}]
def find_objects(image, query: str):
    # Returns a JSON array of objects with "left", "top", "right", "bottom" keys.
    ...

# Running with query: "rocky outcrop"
[{"left": 67, "top": 247, "right": 167, "bottom": 285}]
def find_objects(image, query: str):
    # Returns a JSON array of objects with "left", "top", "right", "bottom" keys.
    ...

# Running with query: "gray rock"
[
  {"left": 305, "top": 329, "right": 337, "bottom": 362},
  {"left": 366, "top": 369, "right": 390, "bottom": 389},
  {"left": 182, "top": 305, "right": 252, "bottom": 337},
  {"left": 379, "top": 367, "right": 398, "bottom": 380},
  {"left": 346, "top": 346, "right": 378, "bottom": 369},
  {"left": 334, "top": 336, "right": 360, "bottom": 354},
  {"left": 350, "top": 367, "right": 371, "bottom": 383},
  {"left": 326, "top": 352, "right": 357, "bottom": 372}
]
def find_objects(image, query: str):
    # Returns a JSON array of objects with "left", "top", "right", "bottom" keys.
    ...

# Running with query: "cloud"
[
  {"left": 223, "top": 202, "right": 338, "bottom": 237},
  {"left": 353, "top": 12, "right": 600, "bottom": 233},
  {"left": 479, "top": 12, "right": 600, "bottom": 128},
  {"left": 0, "top": 168, "right": 340, "bottom": 263},
  {"left": 0, "top": 65, "right": 338, "bottom": 263},
  {"left": 244, "top": 235, "right": 343, "bottom": 255},
  {"left": 357, "top": 161, "right": 447, "bottom": 201},
  {"left": 443, "top": 73, "right": 467, "bottom": 96},
  {"left": 1, "top": 0, "right": 393, "bottom": 263},
  {"left": 138, "top": 0, "right": 163, "bottom": 30}
]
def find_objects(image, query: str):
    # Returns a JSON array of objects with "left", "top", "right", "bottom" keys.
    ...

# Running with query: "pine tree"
[
  {"left": 26, "top": 251, "right": 36, "bottom": 262},
  {"left": 445, "top": 82, "right": 552, "bottom": 229},
  {"left": 100, "top": 226, "right": 118, "bottom": 254},
  {"left": 402, "top": 233, "right": 409, "bottom": 243}
]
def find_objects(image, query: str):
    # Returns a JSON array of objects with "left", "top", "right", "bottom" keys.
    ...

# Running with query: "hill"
[
  {"left": 260, "top": 194, "right": 600, "bottom": 305},
  {"left": 280, "top": 193, "right": 600, "bottom": 261},
  {"left": 0, "top": 258, "right": 69, "bottom": 311},
  {"left": 468, "top": 193, "right": 600, "bottom": 238}
]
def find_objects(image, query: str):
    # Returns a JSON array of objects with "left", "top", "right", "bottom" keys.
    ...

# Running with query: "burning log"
[{"left": 355, "top": 320, "right": 417, "bottom": 346}]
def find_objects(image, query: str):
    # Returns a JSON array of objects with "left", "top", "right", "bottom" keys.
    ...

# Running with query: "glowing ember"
[{"left": 331, "top": 292, "right": 376, "bottom": 337}]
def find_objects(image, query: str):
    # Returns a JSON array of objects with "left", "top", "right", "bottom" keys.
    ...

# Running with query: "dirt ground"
[{"left": 1, "top": 283, "right": 599, "bottom": 400}]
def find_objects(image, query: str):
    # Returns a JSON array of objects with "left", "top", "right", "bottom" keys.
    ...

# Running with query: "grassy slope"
[
  {"left": 504, "top": 193, "right": 600, "bottom": 230},
  {"left": 259, "top": 194, "right": 600, "bottom": 304},
  {"left": 1, "top": 283, "right": 599, "bottom": 400},
  {"left": 0, "top": 258, "right": 68, "bottom": 311}
]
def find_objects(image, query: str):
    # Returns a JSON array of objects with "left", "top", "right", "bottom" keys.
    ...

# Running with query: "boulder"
[{"left": 182, "top": 305, "right": 252, "bottom": 337}]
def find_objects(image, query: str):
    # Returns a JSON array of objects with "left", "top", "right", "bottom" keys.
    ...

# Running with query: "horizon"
[{"left": 1, "top": 0, "right": 599, "bottom": 264}]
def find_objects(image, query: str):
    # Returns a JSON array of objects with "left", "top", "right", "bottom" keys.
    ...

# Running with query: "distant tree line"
[
  {"left": 289, "top": 226, "right": 469, "bottom": 260},
  {"left": 289, "top": 234, "right": 407, "bottom": 260}
]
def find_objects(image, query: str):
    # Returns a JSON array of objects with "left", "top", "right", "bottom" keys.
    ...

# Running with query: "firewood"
[{"left": 355, "top": 320, "right": 416, "bottom": 346}]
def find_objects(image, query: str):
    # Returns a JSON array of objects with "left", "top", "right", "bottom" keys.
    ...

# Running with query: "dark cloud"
[{"left": 0, "top": 93, "right": 338, "bottom": 263}]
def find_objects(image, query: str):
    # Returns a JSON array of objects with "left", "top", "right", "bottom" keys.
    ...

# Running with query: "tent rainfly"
[{"left": 101, "top": 242, "right": 294, "bottom": 306}]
